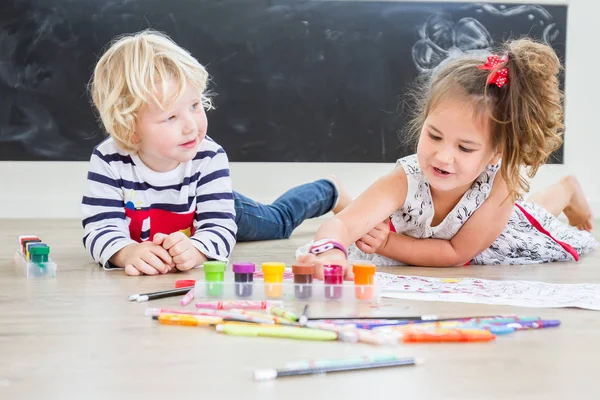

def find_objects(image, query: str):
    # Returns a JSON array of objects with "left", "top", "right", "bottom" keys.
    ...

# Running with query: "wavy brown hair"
[{"left": 405, "top": 38, "right": 564, "bottom": 200}]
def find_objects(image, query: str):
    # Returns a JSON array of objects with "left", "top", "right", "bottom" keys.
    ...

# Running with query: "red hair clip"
[{"left": 478, "top": 55, "right": 509, "bottom": 88}]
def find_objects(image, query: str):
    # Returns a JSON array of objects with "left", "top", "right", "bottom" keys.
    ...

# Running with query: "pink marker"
[
  {"left": 195, "top": 300, "right": 283, "bottom": 310},
  {"left": 180, "top": 288, "right": 196, "bottom": 306},
  {"left": 144, "top": 308, "right": 219, "bottom": 317}
]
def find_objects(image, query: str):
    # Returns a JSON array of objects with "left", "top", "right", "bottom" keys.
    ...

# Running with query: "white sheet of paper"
[{"left": 375, "top": 272, "right": 600, "bottom": 310}]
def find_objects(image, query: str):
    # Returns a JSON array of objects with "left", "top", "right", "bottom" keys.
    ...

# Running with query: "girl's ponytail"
[{"left": 493, "top": 38, "right": 564, "bottom": 199}]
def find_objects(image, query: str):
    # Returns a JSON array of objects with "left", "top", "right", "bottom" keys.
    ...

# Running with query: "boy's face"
[{"left": 134, "top": 80, "right": 207, "bottom": 172}]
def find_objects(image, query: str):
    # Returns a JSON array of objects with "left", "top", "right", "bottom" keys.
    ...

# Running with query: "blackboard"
[{"left": 0, "top": 1, "right": 567, "bottom": 162}]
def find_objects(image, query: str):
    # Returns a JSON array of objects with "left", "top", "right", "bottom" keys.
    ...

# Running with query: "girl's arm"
[
  {"left": 304, "top": 166, "right": 408, "bottom": 278},
  {"left": 378, "top": 174, "right": 513, "bottom": 266}
]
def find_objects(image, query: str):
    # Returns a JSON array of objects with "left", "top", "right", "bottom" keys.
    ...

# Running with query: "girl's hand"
[
  {"left": 297, "top": 249, "right": 353, "bottom": 281},
  {"left": 355, "top": 218, "right": 391, "bottom": 254}
]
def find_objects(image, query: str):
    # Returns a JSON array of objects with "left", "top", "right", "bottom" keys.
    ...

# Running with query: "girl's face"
[{"left": 416, "top": 98, "right": 501, "bottom": 196}]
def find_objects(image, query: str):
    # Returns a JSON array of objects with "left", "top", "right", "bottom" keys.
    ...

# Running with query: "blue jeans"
[{"left": 234, "top": 179, "right": 338, "bottom": 241}]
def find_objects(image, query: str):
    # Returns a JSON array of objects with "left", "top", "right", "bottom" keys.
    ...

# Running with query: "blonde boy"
[
  {"left": 82, "top": 30, "right": 348, "bottom": 276},
  {"left": 83, "top": 30, "right": 236, "bottom": 275}
]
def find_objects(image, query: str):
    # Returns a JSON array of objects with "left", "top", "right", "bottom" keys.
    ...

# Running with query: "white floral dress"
[{"left": 298, "top": 154, "right": 598, "bottom": 265}]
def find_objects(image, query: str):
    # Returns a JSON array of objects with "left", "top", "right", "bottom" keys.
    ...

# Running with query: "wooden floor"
[{"left": 1, "top": 218, "right": 599, "bottom": 399}]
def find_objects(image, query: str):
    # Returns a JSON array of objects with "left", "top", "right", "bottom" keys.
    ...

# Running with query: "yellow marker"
[
  {"left": 441, "top": 278, "right": 461, "bottom": 283},
  {"left": 216, "top": 323, "right": 338, "bottom": 341}
]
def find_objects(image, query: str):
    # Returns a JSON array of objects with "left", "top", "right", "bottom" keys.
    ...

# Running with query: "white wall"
[{"left": 2, "top": 0, "right": 595, "bottom": 220}]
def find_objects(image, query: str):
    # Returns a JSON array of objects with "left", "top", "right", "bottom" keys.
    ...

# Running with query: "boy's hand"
[
  {"left": 111, "top": 242, "right": 174, "bottom": 276},
  {"left": 153, "top": 232, "right": 207, "bottom": 271},
  {"left": 355, "top": 218, "right": 391, "bottom": 254},
  {"left": 297, "top": 249, "right": 353, "bottom": 281}
]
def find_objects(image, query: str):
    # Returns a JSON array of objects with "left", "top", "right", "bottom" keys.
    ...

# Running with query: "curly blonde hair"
[
  {"left": 90, "top": 29, "right": 213, "bottom": 152},
  {"left": 406, "top": 38, "right": 564, "bottom": 200}
]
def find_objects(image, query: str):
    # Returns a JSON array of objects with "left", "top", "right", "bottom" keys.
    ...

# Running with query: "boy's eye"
[
  {"left": 165, "top": 115, "right": 176, "bottom": 122},
  {"left": 459, "top": 146, "right": 475, "bottom": 153},
  {"left": 429, "top": 133, "right": 441, "bottom": 141}
]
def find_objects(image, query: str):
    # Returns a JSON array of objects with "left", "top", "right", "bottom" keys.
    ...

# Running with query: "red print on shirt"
[{"left": 125, "top": 207, "right": 195, "bottom": 242}]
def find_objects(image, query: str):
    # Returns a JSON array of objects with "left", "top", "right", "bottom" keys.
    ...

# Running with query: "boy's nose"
[{"left": 182, "top": 116, "right": 197, "bottom": 135}]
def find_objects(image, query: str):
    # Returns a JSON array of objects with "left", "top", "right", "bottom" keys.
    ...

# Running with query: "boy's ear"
[
  {"left": 128, "top": 132, "right": 142, "bottom": 153},
  {"left": 131, "top": 132, "right": 141, "bottom": 145}
]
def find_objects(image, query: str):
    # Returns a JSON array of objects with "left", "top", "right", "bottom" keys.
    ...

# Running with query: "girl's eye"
[
  {"left": 459, "top": 146, "right": 475, "bottom": 153},
  {"left": 429, "top": 133, "right": 441, "bottom": 141},
  {"left": 165, "top": 115, "right": 176, "bottom": 122},
  {"left": 191, "top": 102, "right": 200, "bottom": 110}
]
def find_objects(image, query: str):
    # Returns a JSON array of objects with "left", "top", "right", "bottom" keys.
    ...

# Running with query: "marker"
[
  {"left": 305, "top": 314, "right": 541, "bottom": 322},
  {"left": 150, "top": 310, "right": 277, "bottom": 326},
  {"left": 305, "top": 321, "right": 399, "bottom": 346},
  {"left": 180, "top": 288, "right": 195, "bottom": 306},
  {"left": 468, "top": 317, "right": 543, "bottom": 324},
  {"left": 269, "top": 307, "right": 299, "bottom": 322},
  {"left": 376, "top": 321, "right": 514, "bottom": 336},
  {"left": 215, "top": 311, "right": 276, "bottom": 325},
  {"left": 195, "top": 300, "right": 283, "bottom": 310},
  {"left": 145, "top": 308, "right": 220, "bottom": 317},
  {"left": 401, "top": 328, "right": 495, "bottom": 343},
  {"left": 154, "top": 314, "right": 223, "bottom": 327},
  {"left": 230, "top": 309, "right": 299, "bottom": 326},
  {"left": 462, "top": 323, "right": 515, "bottom": 335},
  {"left": 254, "top": 356, "right": 420, "bottom": 381},
  {"left": 506, "top": 319, "right": 561, "bottom": 330},
  {"left": 215, "top": 323, "right": 338, "bottom": 341},
  {"left": 307, "top": 315, "right": 440, "bottom": 322},
  {"left": 129, "top": 287, "right": 191, "bottom": 302}
]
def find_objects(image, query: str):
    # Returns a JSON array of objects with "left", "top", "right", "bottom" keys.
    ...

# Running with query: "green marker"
[
  {"left": 203, "top": 261, "right": 226, "bottom": 297},
  {"left": 215, "top": 324, "right": 338, "bottom": 341},
  {"left": 269, "top": 307, "right": 299, "bottom": 322}
]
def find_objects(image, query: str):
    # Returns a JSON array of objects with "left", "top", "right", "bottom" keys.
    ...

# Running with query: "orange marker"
[
  {"left": 353, "top": 263, "right": 376, "bottom": 300},
  {"left": 401, "top": 328, "right": 495, "bottom": 343},
  {"left": 155, "top": 313, "right": 223, "bottom": 327}
]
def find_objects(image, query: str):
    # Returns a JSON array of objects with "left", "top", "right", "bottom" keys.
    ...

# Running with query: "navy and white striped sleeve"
[
  {"left": 190, "top": 148, "right": 237, "bottom": 261},
  {"left": 81, "top": 148, "right": 136, "bottom": 267}
]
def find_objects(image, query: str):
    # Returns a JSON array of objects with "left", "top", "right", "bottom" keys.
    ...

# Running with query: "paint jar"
[
  {"left": 353, "top": 262, "right": 376, "bottom": 300},
  {"left": 323, "top": 264, "right": 343, "bottom": 299},
  {"left": 262, "top": 262, "right": 285, "bottom": 298},
  {"left": 203, "top": 261, "right": 226, "bottom": 297},
  {"left": 232, "top": 262, "right": 255, "bottom": 297},
  {"left": 292, "top": 263, "right": 314, "bottom": 299}
]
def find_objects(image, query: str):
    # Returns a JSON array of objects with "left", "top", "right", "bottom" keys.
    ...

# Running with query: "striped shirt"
[{"left": 82, "top": 137, "right": 237, "bottom": 268}]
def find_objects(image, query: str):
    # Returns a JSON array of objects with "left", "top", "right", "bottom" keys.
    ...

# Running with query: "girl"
[{"left": 297, "top": 38, "right": 597, "bottom": 279}]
